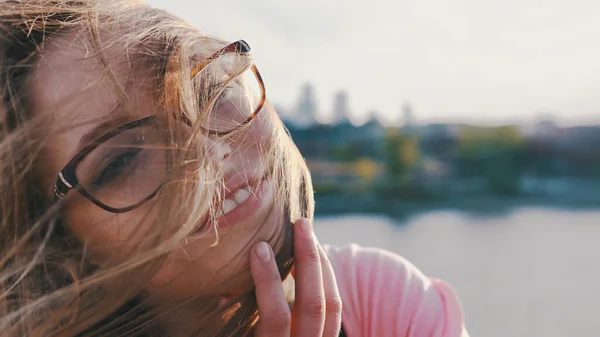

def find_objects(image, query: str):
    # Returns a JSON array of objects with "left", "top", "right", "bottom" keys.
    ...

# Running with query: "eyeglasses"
[{"left": 53, "top": 40, "right": 266, "bottom": 213}]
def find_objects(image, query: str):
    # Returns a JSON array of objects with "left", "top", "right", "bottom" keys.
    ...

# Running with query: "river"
[{"left": 315, "top": 207, "right": 600, "bottom": 337}]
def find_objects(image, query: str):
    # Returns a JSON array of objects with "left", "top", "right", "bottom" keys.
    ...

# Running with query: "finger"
[
  {"left": 251, "top": 242, "right": 291, "bottom": 337},
  {"left": 318, "top": 244, "right": 343, "bottom": 337},
  {"left": 292, "top": 218, "right": 325, "bottom": 337}
]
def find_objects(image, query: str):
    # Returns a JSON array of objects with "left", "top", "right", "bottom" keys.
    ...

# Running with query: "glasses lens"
[
  {"left": 196, "top": 52, "right": 263, "bottom": 132},
  {"left": 76, "top": 126, "right": 168, "bottom": 210}
]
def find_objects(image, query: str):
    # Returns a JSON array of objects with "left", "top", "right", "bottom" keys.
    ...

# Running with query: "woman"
[{"left": 0, "top": 0, "right": 468, "bottom": 336}]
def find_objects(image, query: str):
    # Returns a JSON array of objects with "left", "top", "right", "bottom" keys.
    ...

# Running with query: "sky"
[{"left": 145, "top": 0, "right": 600, "bottom": 126}]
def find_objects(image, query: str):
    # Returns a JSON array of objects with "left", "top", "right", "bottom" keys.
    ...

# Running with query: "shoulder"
[{"left": 324, "top": 244, "right": 465, "bottom": 337}]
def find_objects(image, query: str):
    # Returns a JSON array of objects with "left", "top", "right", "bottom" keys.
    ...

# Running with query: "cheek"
[
  {"left": 228, "top": 105, "right": 280, "bottom": 166},
  {"left": 242, "top": 103, "right": 277, "bottom": 147},
  {"left": 61, "top": 196, "right": 160, "bottom": 260}
]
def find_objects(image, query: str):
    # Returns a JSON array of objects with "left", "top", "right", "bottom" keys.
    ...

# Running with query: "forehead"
[
  {"left": 29, "top": 28, "right": 159, "bottom": 178},
  {"left": 30, "top": 28, "right": 154, "bottom": 124}
]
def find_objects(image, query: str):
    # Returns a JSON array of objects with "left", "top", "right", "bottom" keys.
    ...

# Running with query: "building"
[
  {"left": 332, "top": 90, "right": 351, "bottom": 125},
  {"left": 401, "top": 102, "right": 417, "bottom": 134},
  {"left": 293, "top": 83, "right": 318, "bottom": 128}
]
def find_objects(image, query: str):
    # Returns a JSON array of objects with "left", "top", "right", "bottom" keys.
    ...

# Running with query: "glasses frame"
[
  {"left": 190, "top": 40, "right": 266, "bottom": 136},
  {"left": 53, "top": 40, "right": 266, "bottom": 213}
]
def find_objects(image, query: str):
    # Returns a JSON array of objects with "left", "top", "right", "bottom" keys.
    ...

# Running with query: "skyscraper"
[
  {"left": 402, "top": 102, "right": 416, "bottom": 133},
  {"left": 332, "top": 90, "right": 351, "bottom": 125},
  {"left": 402, "top": 102, "right": 414, "bottom": 126},
  {"left": 294, "top": 83, "right": 318, "bottom": 127}
]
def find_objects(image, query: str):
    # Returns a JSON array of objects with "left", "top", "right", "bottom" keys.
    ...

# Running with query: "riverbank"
[{"left": 314, "top": 192, "right": 600, "bottom": 219}]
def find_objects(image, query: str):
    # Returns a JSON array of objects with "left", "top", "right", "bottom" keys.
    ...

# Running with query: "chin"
[
  {"left": 149, "top": 203, "right": 289, "bottom": 298},
  {"left": 149, "top": 163, "right": 306, "bottom": 299},
  {"left": 216, "top": 205, "right": 292, "bottom": 297}
]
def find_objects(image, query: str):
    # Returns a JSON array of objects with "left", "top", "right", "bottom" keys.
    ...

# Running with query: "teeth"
[
  {"left": 217, "top": 185, "right": 253, "bottom": 217},
  {"left": 234, "top": 187, "right": 251, "bottom": 204},
  {"left": 223, "top": 199, "right": 238, "bottom": 215}
]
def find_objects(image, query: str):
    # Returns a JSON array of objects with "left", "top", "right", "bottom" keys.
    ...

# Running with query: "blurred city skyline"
[
  {"left": 146, "top": 0, "right": 600, "bottom": 126},
  {"left": 275, "top": 82, "right": 585, "bottom": 128}
]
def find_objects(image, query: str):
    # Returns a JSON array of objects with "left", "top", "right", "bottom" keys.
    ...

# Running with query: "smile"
[
  {"left": 189, "top": 178, "right": 273, "bottom": 236},
  {"left": 217, "top": 184, "right": 253, "bottom": 217}
]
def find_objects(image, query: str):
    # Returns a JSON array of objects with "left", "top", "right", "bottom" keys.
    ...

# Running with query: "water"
[{"left": 315, "top": 208, "right": 600, "bottom": 337}]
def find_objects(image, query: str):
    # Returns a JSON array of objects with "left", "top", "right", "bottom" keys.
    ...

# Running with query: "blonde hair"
[{"left": 0, "top": 0, "right": 313, "bottom": 335}]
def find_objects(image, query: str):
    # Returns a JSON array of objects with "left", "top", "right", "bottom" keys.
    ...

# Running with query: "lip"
[
  {"left": 222, "top": 174, "right": 258, "bottom": 200},
  {"left": 213, "top": 178, "right": 272, "bottom": 230}
]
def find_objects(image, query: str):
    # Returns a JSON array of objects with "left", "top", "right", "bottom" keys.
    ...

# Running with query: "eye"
[
  {"left": 222, "top": 85, "right": 235, "bottom": 96},
  {"left": 203, "top": 81, "right": 232, "bottom": 98},
  {"left": 91, "top": 148, "right": 143, "bottom": 188}
]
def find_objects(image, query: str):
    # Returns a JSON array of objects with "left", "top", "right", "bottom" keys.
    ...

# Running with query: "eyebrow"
[{"left": 76, "top": 103, "right": 134, "bottom": 151}]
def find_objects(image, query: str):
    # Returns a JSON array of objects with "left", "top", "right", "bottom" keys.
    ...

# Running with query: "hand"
[{"left": 250, "top": 218, "right": 342, "bottom": 336}]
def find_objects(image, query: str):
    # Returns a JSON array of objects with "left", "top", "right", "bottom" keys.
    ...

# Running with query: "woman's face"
[{"left": 31, "top": 29, "right": 289, "bottom": 298}]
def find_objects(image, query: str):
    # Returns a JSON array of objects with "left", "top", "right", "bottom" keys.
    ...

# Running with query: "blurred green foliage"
[
  {"left": 456, "top": 126, "right": 528, "bottom": 195},
  {"left": 383, "top": 129, "right": 420, "bottom": 185},
  {"left": 354, "top": 159, "right": 379, "bottom": 182},
  {"left": 329, "top": 146, "right": 360, "bottom": 162}
]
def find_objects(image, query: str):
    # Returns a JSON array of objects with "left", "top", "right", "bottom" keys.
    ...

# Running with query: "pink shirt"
[{"left": 324, "top": 244, "right": 468, "bottom": 337}]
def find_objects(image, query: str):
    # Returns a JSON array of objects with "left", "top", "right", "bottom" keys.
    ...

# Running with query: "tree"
[
  {"left": 383, "top": 129, "right": 419, "bottom": 185},
  {"left": 354, "top": 158, "right": 380, "bottom": 184},
  {"left": 456, "top": 126, "right": 527, "bottom": 195}
]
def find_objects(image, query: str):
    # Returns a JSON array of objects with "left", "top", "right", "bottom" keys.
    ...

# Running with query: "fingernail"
[
  {"left": 255, "top": 242, "right": 271, "bottom": 262},
  {"left": 300, "top": 218, "right": 312, "bottom": 236}
]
